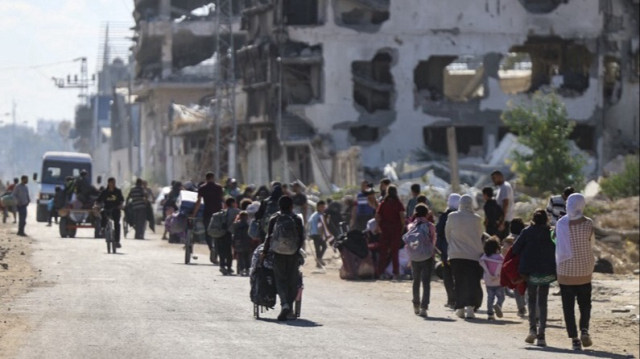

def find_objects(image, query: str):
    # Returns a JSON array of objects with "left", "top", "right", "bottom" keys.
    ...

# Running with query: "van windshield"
[{"left": 42, "top": 160, "right": 91, "bottom": 185}]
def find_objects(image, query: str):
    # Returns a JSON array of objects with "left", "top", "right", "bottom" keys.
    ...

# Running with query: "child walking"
[
  {"left": 502, "top": 218, "right": 527, "bottom": 317},
  {"left": 479, "top": 237, "right": 505, "bottom": 320},
  {"left": 232, "top": 211, "right": 253, "bottom": 276},
  {"left": 402, "top": 204, "right": 436, "bottom": 317}
]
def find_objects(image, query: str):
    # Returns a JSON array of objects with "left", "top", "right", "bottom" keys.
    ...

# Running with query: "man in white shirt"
[{"left": 491, "top": 171, "right": 514, "bottom": 239}]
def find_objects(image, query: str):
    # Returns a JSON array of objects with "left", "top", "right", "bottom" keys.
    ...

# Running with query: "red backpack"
[{"left": 500, "top": 246, "right": 526, "bottom": 295}]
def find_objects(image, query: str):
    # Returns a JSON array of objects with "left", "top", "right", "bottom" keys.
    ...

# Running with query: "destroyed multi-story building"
[
  {"left": 131, "top": 0, "right": 245, "bottom": 184},
  {"left": 237, "top": 0, "right": 639, "bottom": 188}
]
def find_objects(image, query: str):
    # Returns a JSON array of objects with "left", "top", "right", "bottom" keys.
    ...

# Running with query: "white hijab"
[
  {"left": 447, "top": 193, "right": 461, "bottom": 211},
  {"left": 556, "top": 193, "right": 586, "bottom": 264}
]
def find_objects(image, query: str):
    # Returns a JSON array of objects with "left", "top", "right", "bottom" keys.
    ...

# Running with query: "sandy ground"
[
  {"left": 0, "top": 223, "right": 40, "bottom": 358},
  {"left": 0, "top": 205, "right": 638, "bottom": 358}
]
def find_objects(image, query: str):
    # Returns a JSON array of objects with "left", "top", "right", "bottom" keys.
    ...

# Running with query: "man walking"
[
  {"left": 13, "top": 175, "right": 30, "bottom": 236},
  {"left": 127, "top": 179, "right": 149, "bottom": 239},
  {"left": 546, "top": 186, "right": 575, "bottom": 226},
  {"left": 262, "top": 196, "right": 305, "bottom": 321},
  {"left": 491, "top": 171, "right": 515, "bottom": 239},
  {"left": 192, "top": 172, "right": 224, "bottom": 264}
]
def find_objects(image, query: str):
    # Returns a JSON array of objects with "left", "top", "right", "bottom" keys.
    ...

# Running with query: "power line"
[{"left": 0, "top": 59, "right": 77, "bottom": 72}]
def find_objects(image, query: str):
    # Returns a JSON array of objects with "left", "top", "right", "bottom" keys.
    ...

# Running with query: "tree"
[{"left": 501, "top": 92, "right": 584, "bottom": 193}]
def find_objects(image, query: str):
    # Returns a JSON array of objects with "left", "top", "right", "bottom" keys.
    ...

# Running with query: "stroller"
[
  {"left": 333, "top": 223, "right": 375, "bottom": 280},
  {"left": 250, "top": 244, "right": 303, "bottom": 319}
]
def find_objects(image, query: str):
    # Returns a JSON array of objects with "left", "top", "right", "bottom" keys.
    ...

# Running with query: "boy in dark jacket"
[
  {"left": 512, "top": 210, "right": 556, "bottom": 347},
  {"left": 483, "top": 187, "right": 503, "bottom": 236}
]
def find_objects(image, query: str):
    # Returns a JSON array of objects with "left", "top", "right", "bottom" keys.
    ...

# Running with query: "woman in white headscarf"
[
  {"left": 555, "top": 193, "right": 595, "bottom": 351},
  {"left": 435, "top": 193, "right": 460, "bottom": 308},
  {"left": 445, "top": 194, "right": 484, "bottom": 319}
]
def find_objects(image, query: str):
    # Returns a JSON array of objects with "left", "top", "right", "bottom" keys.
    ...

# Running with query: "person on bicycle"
[{"left": 96, "top": 177, "right": 125, "bottom": 248}]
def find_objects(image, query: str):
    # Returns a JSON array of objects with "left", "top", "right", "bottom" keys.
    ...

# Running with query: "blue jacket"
[{"left": 512, "top": 224, "right": 556, "bottom": 276}]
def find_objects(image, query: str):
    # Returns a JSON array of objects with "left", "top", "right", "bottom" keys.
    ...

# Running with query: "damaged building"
[
  {"left": 130, "top": 0, "right": 245, "bottom": 184},
  {"left": 237, "top": 0, "right": 639, "bottom": 188}
]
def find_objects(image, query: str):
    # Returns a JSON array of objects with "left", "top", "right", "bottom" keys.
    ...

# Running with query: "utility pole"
[
  {"left": 51, "top": 57, "right": 95, "bottom": 106},
  {"left": 446, "top": 126, "right": 460, "bottom": 193},
  {"left": 127, "top": 75, "right": 134, "bottom": 181},
  {"left": 213, "top": 0, "right": 237, "bottom": 178},
  {"left": 11, "top": 100, "right": 16, "bottom": 178},
  {"left": 275, "top": 0, "right": 289, "bottom": 183}
]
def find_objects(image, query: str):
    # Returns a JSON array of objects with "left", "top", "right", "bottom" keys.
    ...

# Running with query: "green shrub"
[
  {"left": 600, "top": 155, "right": 640, "bottom": 199},
  {"left": 501, "top": 92, "right": 585, "bottom": 193}
]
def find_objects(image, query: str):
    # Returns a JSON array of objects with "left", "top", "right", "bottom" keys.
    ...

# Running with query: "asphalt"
[{"left": 6, "top": 205, "right": 633, "bottom": 359}]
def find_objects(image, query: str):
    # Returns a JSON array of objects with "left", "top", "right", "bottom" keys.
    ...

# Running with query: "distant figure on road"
[
  {"left": 405, "top": 183, "right": 421, "bottom": 222},
  {"left": 307, "top": 200, "right": 328, "bottom": 268},
  {"left": 491, "top": 171, "right": 515, "bottom": 239},
  {"left": 556, "top": 193, "right": 595, "bottom": 351},
  {"left": 127, "top": 179, "right": 149, "bottom": 240},
  {"left": 192, "top": 172, "right": 224, "bottom": 264},
  {"left": 96, "top": 178, "right": 125, "bottom": 248},
  {"left": 262, "top": 195, "right": 305, "bottom": 321},
  {"left": 445, "top": 194, "right": 484, "bottom": 319},
  {"left": 482, "top": 187, "right": 503, "bottom": 236},
  {"left": 291, "top": 181, "right": 308, "bottom": 223},
  {"left": 13, "top": 175, "right": 31, "bottom": 237},
  {"left": 351, "top": 180, "right": 377, "bottom": 231},
  {"left": 375, "top": 185, "right": 405, "bottom": 280},
  {"left": 546, "top": 186, "right": 575, "bottom": 226},
  {"left": 2, "top": 178, "right": 18, "bottom": 224}
]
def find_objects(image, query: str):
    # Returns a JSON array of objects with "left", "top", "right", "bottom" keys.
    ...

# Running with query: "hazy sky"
[{"left": 0, "top": 0, "right": 134, "bottom": 128}]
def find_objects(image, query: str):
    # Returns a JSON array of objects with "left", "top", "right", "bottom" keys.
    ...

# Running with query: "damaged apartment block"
[
  {"left": 281, "top": 42, "right": 323, "bottom": 105},
  {"left": 350, "top": 50, "right": 395, "bottom": 143},
  {"left": 510, "top": 36, "right": 593, "bottom": 97},
  {"left": 334, "top": 0, "right": 390, "bottom": 30},
  {"left": 414, "top": 55, "right": 485, "bottom": 105}
]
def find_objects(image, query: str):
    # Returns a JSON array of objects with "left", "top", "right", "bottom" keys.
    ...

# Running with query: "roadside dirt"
[
  {"left": 313, "top": 250, "right": 640, "bottom": 358},
  {"left": 0, "top": 225, "right": 40, "bottom": 358}
]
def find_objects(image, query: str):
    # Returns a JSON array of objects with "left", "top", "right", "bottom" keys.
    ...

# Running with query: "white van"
[{"left": 36, "top": 151, "right": 92, "bottom": 222}]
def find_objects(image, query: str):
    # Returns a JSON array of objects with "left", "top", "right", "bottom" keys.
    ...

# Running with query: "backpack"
[
  {"left": 260, "top": 200, "right": 280, "bottom": 233},
  {"left": 233, "top": 221, "right": 252, "bottom": 252},
  {"left": 269, "top": 213, "right": 300, "bottom": 255},
  {"left": 402, "top": 221, "right": 434, "bottom": 262},
  {"left": 248, "top": 219, "right": 260, "bottom": 238},
  {"left": 208, "top": 209, "right": 229, "bottom": 238}
]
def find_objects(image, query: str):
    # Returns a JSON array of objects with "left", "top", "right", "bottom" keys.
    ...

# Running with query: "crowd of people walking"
[{"left": 4, "top": 166, "right": 597, "bottom": 351}]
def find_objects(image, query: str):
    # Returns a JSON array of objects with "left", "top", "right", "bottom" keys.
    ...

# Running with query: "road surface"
[{"left": 1, "top": 206, "right": 635, "bottom": 358}]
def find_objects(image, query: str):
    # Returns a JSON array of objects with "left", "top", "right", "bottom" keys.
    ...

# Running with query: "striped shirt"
[{"left": 557, "top": 217, "right": 595, "bottom": 285}]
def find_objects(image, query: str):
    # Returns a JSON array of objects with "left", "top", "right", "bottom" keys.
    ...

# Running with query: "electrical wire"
[{"left": 0, "top": 59, "right": 77, "bottom": 72}]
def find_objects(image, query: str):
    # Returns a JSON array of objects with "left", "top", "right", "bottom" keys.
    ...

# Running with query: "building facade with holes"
[{"left": 239, "top": 0, "right": 639, "bottom": 188}]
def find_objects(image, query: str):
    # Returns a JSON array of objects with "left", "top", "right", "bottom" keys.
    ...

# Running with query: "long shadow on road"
[
  {"left": 422, "top": 316, "right": 456, "bottom": 323},
  {"left": 463, "top": 318, "right": 521, "bottom": 325},
  {"left": 258, "top": 318, "right": 323, "bottom": 328},
  {"left": 525, "top": 346, "right": 634, "bottom": 359}
]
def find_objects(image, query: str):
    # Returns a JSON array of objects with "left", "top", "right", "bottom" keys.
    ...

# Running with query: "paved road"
[{"left": 6, "top": 207, "right": 632, "bottom": 358}]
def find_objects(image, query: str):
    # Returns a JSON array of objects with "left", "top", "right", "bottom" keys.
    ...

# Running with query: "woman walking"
[
  {"left": 375, "top": 185, "right": 405, "bottom": 280},
  {"left": 512, "top": 209, "right": 556, "bottom": 347},
  {"left": 445, "top": 194, "right": 484, "bottom": 319},
  {"left": 556, "top": 193, "right": 595, "bottom": 351}
]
